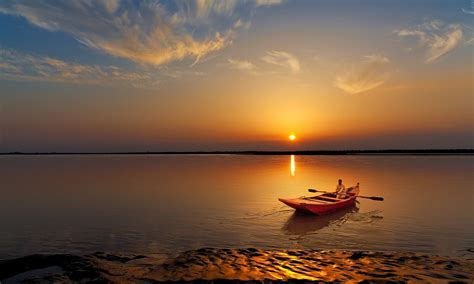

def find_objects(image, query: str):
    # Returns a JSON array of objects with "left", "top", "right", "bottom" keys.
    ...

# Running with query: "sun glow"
[{"left": 289, "top": 133, "right": 296, "bottom": 141}]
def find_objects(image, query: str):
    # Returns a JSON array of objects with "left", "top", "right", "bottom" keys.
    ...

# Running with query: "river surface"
[{"left": 1, "top": 155, "right": 473, "bottom": 259}]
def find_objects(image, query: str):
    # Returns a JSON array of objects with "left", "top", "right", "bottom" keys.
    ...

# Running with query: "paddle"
[{"left": 308, "top": 189, "right": 384, "bottom": 201}]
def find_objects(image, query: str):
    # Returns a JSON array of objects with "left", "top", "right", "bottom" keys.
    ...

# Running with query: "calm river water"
[{"left": 1, "top": 155, "right": 473, "bottom": 258}]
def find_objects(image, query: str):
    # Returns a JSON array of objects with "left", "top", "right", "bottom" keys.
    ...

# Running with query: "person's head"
[{"left": 338, "top": 179, "right": 342, "bottom": 185}]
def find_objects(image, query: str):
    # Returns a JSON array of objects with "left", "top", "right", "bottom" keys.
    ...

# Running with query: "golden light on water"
[{"left": 290, "top": 155, "right": 296, "bottom": 176}]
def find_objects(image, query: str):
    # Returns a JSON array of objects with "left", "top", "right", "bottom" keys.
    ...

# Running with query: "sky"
[{"left": 0, "top": 0, "right": 473, "bottom": 152}]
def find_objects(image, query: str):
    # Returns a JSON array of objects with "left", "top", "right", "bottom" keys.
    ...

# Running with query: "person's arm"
[
  {"left": 338, "top": 185, "right": 345, "bottom": 193},
  {"left": 339, "top": 185, "right": 347, "bottom": 196}
]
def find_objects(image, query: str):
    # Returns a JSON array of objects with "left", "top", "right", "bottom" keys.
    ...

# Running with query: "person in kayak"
[{"left": 335, "top": 179, "right": 347, "bottom": 199}]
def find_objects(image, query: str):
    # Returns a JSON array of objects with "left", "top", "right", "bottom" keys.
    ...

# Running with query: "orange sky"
[{"left": 0, "top": 0, "right": 473, "bottom": 151}]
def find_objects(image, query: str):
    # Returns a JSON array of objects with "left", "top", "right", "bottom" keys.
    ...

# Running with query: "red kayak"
[{"left": 279, "top": 184, "right": 360, "bottom": 215}]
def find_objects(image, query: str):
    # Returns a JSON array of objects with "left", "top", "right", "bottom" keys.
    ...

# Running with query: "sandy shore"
[{"left": 1, "top": 248, "right": 473, "bottom": 283}]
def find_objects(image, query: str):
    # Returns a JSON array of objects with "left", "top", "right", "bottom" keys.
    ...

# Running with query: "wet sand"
[{"left": 1, "top": 248, "right": 473, "bottom": 283}]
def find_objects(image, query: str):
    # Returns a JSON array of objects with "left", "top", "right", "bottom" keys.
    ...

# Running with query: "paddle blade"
[
  {"left": 358, "top": 195, "right": 384, "bottom": 201},
  {"left": 308, "top": 189, "right": 318, "bottom": 193},
  {"left": 369, "top": 196, "right": 384, "bottom": 201}
]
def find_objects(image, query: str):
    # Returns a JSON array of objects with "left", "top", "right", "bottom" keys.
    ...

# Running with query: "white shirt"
[{"left": 336, "top": 184, "right": 347, "bottom": 198}]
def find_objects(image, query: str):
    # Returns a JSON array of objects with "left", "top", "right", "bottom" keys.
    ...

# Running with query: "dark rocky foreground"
[{"left": 1, "top": 249, "right": 473, "bottom": 283}]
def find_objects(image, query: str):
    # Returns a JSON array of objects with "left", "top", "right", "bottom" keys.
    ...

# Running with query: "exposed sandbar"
[{"left": 1, "top": 248, "right": 473, "bottom": 282}]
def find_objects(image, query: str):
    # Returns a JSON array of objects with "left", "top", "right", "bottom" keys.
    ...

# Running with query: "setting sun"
[{"left": 289, "top": 134, "right": 296, "bottom": 141}]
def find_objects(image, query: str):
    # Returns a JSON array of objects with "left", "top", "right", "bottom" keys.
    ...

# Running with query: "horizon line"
[{"left": 1, "top": 149, "right": 473, "bottom": 156}]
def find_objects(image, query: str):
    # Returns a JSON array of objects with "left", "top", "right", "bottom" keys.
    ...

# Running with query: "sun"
[{"left": 289, "top": 133, "right": 296, "bottom": 141}]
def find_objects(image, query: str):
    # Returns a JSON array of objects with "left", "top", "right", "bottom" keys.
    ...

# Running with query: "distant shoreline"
[{"left": 1, "top": 149, "right": 473, "bottom": 156}]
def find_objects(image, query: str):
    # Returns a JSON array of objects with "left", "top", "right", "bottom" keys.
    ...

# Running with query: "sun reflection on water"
[{"left": 290, "top": 155, "right": 296, "bottom": 176}]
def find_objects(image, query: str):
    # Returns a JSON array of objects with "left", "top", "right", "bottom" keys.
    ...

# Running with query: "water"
[{"left": 1, "top": 155, "right": 473, "bottom": 259}]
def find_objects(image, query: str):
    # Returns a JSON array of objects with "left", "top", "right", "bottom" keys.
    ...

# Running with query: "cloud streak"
[
  {"left": 261, "top": 51, "right": 301, "bottom": 73},
  {"left": 0, "top": 48, "right": 160, "bottom": 88},
  {"left": 462, "top": 8, "right": 474, "bottom": 15},
  {"left": 227, "top": 59, "right": 256, "bottom": 71},
  {"left": 0, "top": 0, "right": 284, "bottom": 66},
  {"left": 334, "top": 54, "right": 391, "bottom": 94},
  {"left": 395, "top": 20, "right": 463, "bottom": 63}
]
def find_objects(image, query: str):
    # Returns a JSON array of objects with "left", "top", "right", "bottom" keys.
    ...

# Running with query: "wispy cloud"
[
  {"left": 395, "top": 20, "right": 463, "bottom": 63},
  {"left": 462, "top": 8, "right": 474, "bottom": 15},
  {"left": 255, "top": 0, "right": 285, "bottom": 6},
  {"left": 0, "top": 48, "right": 160, "bottom": 88},
  {"left": 462, "top": 1, "right": 474, "bottom": 15},
  {"left": 227, "top": 59, "right": 256, "bottom": 71},
  {"left": 226, "top": 58, "right": 259, "bottom": 76},
  {"left": 261, "top": 51, "right": 301, "bottom": 73},
  {"left": 233, "top": 19, "right": 252, "bottom": 30},
  {"left": 0, "top": 0, "right": 284, "bottom": 66},
  {"left": 334, "top": 54, "right": 391, "bottom": 94}
]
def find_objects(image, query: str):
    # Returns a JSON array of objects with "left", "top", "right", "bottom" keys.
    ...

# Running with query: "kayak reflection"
[{"left": 282, "top": 205, "right": 358, "bottom": 235}]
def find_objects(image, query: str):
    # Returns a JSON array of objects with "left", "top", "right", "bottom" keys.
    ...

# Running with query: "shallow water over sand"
[{"left": 1, "top": 155, "right": 473, "bottom": 258}]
